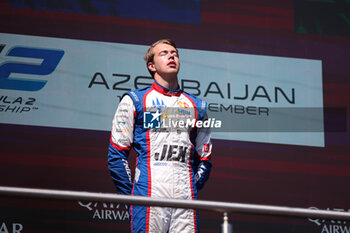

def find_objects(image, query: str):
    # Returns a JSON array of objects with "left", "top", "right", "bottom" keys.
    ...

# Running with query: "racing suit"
[{"left": 107, "top": 81, "right": 212, "bottom": 233}]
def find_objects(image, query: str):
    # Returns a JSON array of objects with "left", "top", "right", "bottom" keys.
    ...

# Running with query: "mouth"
[{"left": 167, "top": 61, "right": 177, "bottom": 68}]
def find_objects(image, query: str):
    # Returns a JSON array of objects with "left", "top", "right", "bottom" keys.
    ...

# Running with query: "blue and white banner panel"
[{"left": 0, "top": 33, "right": 324, "bottom": 147}]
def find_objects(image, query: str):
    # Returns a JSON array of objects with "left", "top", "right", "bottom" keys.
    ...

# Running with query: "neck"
[{"left": 154, "top": 74, "right": 179, "bottom": 90}]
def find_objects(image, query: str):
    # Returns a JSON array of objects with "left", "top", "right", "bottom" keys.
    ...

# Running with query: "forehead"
[{"left": 153, "top": 43, "right": 177, "bottom": 53}]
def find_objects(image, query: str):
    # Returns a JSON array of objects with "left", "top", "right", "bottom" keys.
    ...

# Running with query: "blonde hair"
[{"left": 144, "top": 39, "right": 178, "bottom": 77}]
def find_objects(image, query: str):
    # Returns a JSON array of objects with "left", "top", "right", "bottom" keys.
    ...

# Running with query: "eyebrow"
[{"left": 158, "top": 49, "right": 178, "bottom": 55}]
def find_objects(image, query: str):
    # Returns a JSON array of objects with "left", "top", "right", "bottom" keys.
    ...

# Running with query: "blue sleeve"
[
  {"left": 107, "top": 95, "right": 135, "bottom": 195},
  {"left": 194, "top": 160, "right": 212, "bottom": 191},
  {"left": 193, "top": 101, "right": 213, "bottom": 191},
  {"left": 107, "top": 142, "right": 133, "bottom": 195}
]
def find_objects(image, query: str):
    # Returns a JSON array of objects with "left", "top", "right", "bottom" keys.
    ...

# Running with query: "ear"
[{"left": 148, "top": 62, "right": 156, "bottom": 72}]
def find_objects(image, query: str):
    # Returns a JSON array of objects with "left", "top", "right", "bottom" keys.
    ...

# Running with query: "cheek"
[{"left": 155, "top": 58, "right": 167, "bottom": 67}]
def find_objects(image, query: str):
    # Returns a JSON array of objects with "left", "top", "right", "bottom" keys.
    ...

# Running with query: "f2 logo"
[{"left": 0, "top": 46, "right": 64, "bottom": 91}]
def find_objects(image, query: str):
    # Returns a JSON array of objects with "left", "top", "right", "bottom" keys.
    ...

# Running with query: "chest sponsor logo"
[
  {"left": 154, "top": 144, "right": 188, "bottom": 163},
  {"left": 152, "top": 98, "right": 166, "bottom": 110}
]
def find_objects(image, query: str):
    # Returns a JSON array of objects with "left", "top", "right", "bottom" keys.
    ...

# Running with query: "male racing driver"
[{"left": 107, "top": 39, "right": 212, "bottom": 233}]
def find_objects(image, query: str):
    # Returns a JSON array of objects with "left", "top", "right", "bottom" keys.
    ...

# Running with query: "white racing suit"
[{"left": 108, "top": 81, "right": 212, "bottom": 233}]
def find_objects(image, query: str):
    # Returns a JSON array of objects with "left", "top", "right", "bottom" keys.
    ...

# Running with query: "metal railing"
[{"left": 1, "top": 186, "right": 350, "bottom": 233}]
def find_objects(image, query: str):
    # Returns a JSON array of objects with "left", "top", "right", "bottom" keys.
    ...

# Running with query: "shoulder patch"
[
  {"left": 201, "top": 100, "right": 207, "bottom": 110},
  {"left": 130, "top": 91, "right": 139, "bottom": 102}
]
